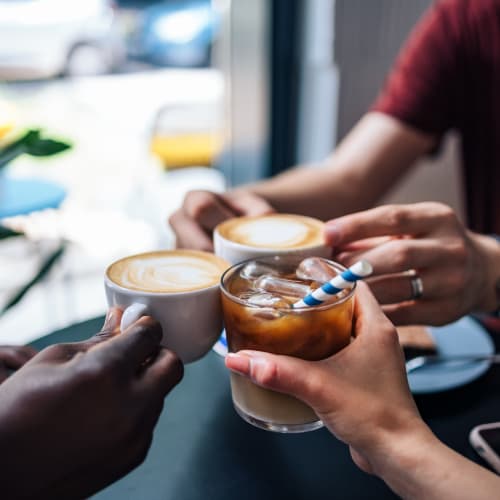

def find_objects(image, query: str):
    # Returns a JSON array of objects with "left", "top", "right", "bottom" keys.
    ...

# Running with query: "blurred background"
[{"left": 0, "top": 0, "right": 463, "bottom": 344}]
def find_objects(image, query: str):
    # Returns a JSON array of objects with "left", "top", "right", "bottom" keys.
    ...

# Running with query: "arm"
[
  {"left": 373, "top": 429, "right": 500, "bottom": 500},
  {"left": 225, "top": 284, "right": 500, "bottom": 499},
  {"left": 170, "top": 113, "right": 434, "bottom": 249},
  {"left": 247, "top": 112, "right": 434, "bottom": 220}
]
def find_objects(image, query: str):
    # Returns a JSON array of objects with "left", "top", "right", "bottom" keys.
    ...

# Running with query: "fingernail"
[
  {"left": 103, "top": 309, "right": 116, "bottom": 329},
  {"left": 324, "top": 222, "right": 340, "bottom": 246}
]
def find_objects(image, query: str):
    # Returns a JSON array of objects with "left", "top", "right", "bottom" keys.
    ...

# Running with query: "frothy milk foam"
[
  {"left": 217, "top": 214, "right": 324, "bottom": 249},
  {"left": 107, "top": 250, "right": 228, "bottom": 293}
]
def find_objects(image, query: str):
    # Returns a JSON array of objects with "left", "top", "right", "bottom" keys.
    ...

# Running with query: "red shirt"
[{"left": 372, "top": 0, "right": 500, "bottom": 234}]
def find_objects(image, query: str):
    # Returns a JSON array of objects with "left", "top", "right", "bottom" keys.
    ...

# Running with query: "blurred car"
[
  {"left": 0, "top": 0, "right": 125, "bottom": 80},
  {"left": 129, "top": 0, "right": 219, "bottom": 68}
]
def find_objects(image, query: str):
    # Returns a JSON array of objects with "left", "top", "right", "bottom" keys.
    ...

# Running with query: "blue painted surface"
[
  {"left": 408, "top": 316, "right": 494, "bottom": 394},
  {"left": 0, "top": 176, "right": 66, "bottom": 218}
]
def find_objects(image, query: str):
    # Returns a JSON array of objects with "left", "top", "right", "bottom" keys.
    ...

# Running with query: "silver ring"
[{"left": 409, "top": 274, "right": 424, "bottom": 300}]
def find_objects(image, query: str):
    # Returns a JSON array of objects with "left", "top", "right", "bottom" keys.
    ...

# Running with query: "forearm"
[
  {"left": 242, "top": 113, "right": 435, "bottom": 220},
  {"left": 369, "top": 425, "right": 500, "bottom": 500}
]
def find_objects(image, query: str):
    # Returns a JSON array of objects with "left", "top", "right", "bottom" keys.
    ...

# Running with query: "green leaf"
[
  {"left": 26, "top": 139, "right": 71, "bottom": 156},
  {"left": 0, "top": 129, "right": 71, "bottom": 170},
  {"left": 0, "top": 225, "right": 22, "bottom": 240}
]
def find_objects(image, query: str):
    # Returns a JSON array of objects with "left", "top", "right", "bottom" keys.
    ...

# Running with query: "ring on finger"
[{"left": 404, "top": 269, "right": 424, "bottom": 300}]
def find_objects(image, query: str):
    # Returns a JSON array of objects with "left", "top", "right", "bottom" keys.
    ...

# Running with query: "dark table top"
[{"left": 31, "top": 317, "right": 500, "bottom": 500}]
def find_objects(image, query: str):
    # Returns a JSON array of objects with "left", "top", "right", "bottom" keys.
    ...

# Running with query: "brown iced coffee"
[{"left": 221, "top": 255, "right": 355, "bottom": 433}]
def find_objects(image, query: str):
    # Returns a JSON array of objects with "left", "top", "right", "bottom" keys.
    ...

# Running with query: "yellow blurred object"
[
  {"left": 0, "top": 100, "right": 15, "bottom": 140},
  {"left": 151, "top": 132, "right": 222, "bottom": 169}
]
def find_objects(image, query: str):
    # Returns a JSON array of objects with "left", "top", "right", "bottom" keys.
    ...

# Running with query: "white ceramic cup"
[
  {"left": 104, "top": 250, "right": 229, "bottom": 363},
  {"left": 213, "top": 213, "right": 330, "bottom": 264}
]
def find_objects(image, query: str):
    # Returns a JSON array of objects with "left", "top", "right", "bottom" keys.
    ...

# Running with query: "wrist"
[
  {"left": 362, "top": 421, "right": 448, "bottom": 498},
  {"left": 470, "top": 233, "right": 500, "bottom": 313}
]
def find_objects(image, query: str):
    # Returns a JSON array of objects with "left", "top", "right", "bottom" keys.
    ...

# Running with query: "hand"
[
  {"left": 325, "top": 202, "right": 500, "bottom": 325},
  {"left": 0, "top": 345, "right": 37, "bottom": 383},
  {"left": 169, "top": 189, "right": 274, "bottom": 251},
  {"left": 225, "top": 283, "right": 429, "bottom": 474},
  {"left": 0, "top": 308, "right": 183, "bottom": 499}
]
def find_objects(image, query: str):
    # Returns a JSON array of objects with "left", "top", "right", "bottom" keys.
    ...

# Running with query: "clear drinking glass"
[{"left": 221, "top": 255, "right": 355, "bottom": 433}]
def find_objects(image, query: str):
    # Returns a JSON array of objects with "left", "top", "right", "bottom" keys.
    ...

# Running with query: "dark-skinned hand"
[
  {"left": 0, "top": 344, "right": 37, "bottom": 383},
  {"left": 0, "top": 307, "right": 183, "bottom": 499}
]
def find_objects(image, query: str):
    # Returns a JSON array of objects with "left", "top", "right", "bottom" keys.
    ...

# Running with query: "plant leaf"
[
  {"left": 0, "top": 225, "right": 22, "bottom": 240},
  {"left": 26, "top": 139, "right": 71, "bottom": 156}
]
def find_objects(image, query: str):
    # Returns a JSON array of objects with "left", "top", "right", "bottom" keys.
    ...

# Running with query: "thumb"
[
  {"left": 85, "top": 307, "right": 123, "bottom": 345},
  {"left": 225, "top": 350, "right": 325, "bottom": 407}
]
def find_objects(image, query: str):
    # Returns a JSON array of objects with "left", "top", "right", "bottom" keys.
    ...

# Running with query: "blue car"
[{"left": 129, "top": 0, "right": 219, "bottom": 67}]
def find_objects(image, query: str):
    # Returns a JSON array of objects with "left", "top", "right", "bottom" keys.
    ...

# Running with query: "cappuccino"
[
  {"left": 106, "top": 250, "right": 228, "bottom": 293},
  {"left": 105, "top": 249, "right": 229, "bottom": 363},
  {"left": 216, "top": 214, "right": 324, "bottom": 249}
]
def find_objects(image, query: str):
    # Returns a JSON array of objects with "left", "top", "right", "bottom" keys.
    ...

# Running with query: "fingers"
[
  {"left": 0, "top": 345, "right": 37, "bottom": 368},
  {"left": 325, "top": 202, "right": 457, "bottom": 247},
  {"left": 139, "top": 348, "right": 184, "bottom": 398},
  {"left": 352, "top": 282, "right": 396, "bottom": 338},
  {"left": 225, "top": 350, "right": 324, "bottom": 406},
  {"left": 88, "top": 317, "right": 163, "bottom": 372},
  {"left": 169, "top": 209, "right": 214, "bottom": 251},
  {"left": 382, "top": 297, "right": 461, "bottom": 326},
  {"left": 183, "top": 190, "right": 237, "bottom": 233},
  {"left": 221, "top": 190, "right": 275, "bottom": 217}
]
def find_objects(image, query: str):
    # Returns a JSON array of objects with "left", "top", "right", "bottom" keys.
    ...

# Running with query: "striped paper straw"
[{"left": 293, "top": 260, "right": 373, "bottom": 309}]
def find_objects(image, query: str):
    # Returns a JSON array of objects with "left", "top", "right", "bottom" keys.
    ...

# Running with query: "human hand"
[
  {"left": 225, "top": 283, "right": 430, "bottom": 475},
  {"left": 169, "top": 189, "right": 274, "bottom": 251},
  {"left": 0, "top": 345, "right": 37, "bottom": 383},
  {"left": 325, "top": 202, "right": 500, "bottom": 325},
  {"left": 0, "top": 308, "right": 183, "bottom": 499}
]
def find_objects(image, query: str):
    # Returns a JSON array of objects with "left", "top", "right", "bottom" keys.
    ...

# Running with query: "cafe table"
[{"left": 31, "top": 317, "right": 500, "bottom": 500}]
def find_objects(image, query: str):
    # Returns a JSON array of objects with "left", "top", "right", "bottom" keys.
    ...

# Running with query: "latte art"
[
  {"left": 107, "top": 250, "right": 228, "bottom": 292},
  {"left": 217, "top": 214, "right": 324, "bottom": 249}
]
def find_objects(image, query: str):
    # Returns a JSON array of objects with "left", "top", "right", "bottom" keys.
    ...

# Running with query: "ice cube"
[
  {"left": 296, "top": 257, "right": 337, "bottom": 283},
  {"left": 240, "top": 291, "right": 290, "bottom": 309},
  {"left": 254, "top": 274, "right": 310, "bottom": 298},
  {"left": 238, "top": 291, "right": 290, "bottom": 320},
  {"left": 240, "top": 261, "right": 278, "bottom": 280}
]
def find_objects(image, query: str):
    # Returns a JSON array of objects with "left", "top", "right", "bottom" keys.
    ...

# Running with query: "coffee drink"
[
  {"left": 221, "top": 255, "right": 355, "bottom": 433},
  {"left": 217, "top": 214, "right": 324, "bottom": 249},
  {"left": 107, "top": 249, "right": 228, "bottom": 293},
  {"left": 214, "top": 214, "right": 328, "bottom": 264},
  {"left": 105, "top": 250, "right": 229, "bottom": 363}
]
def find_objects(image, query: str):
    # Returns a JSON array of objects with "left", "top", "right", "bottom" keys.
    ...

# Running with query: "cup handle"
[{"left": 120, "top": 303, "right": 150, "bottom": 332}]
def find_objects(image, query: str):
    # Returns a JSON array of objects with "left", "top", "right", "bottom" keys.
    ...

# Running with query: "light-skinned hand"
[
  {"left": 325, "top": 202, "right": 500, "bottom": 325},
  {"left": 169, "top": 189, "right": 274, "bottom": 251},
  {"left": 225, "top": 283, "right": 427, "bottom": 474}
]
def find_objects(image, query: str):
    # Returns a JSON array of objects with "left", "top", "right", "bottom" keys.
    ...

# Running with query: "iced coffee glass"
[{"left": 221, "top": 255, "right": 355, "bottom": 433}]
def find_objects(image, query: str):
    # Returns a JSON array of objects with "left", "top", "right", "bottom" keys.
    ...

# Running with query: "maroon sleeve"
[{"left": 372, "top": 0, "right": 467, "bottom": 136}]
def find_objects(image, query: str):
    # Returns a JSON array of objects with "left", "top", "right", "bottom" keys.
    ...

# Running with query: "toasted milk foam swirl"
[
  {"left": 219, "top": 215, "right": 324, "bottom": 249},
  {"left": 108, "top": 251, "right": 227, "bottom": 292}
]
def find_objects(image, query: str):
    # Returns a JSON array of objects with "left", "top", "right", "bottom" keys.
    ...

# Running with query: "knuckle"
[
  {"left": 449, "top": 240, "right": 468, "bottom": 264},
  {"left": 167, "top": 210, "right": 181, "bottom": 228},
  {"left": 128, "top": 434, "right": 153, "bottom": 469},
  {"left": 163, "top": 350, "right": 184, "bottom": 384},
  {"left": 41, "top": 343, "right": 75, "bottom": 360},
  {"left": 253, "top": 360, "right": 279, "bottom": 387},
  {"left": 186, "top": 191, "right": 216, "bottom": 220},
  {"left": 385, "top": 205, "right": 409, "bottom": 232},
  {"left": 432, "top": 203, "right": 456, "bottom": 223}
]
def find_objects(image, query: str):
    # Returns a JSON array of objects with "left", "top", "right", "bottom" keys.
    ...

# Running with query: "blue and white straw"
[{"left": 293, "top": 260, "right": 373, "bottom": 309}]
